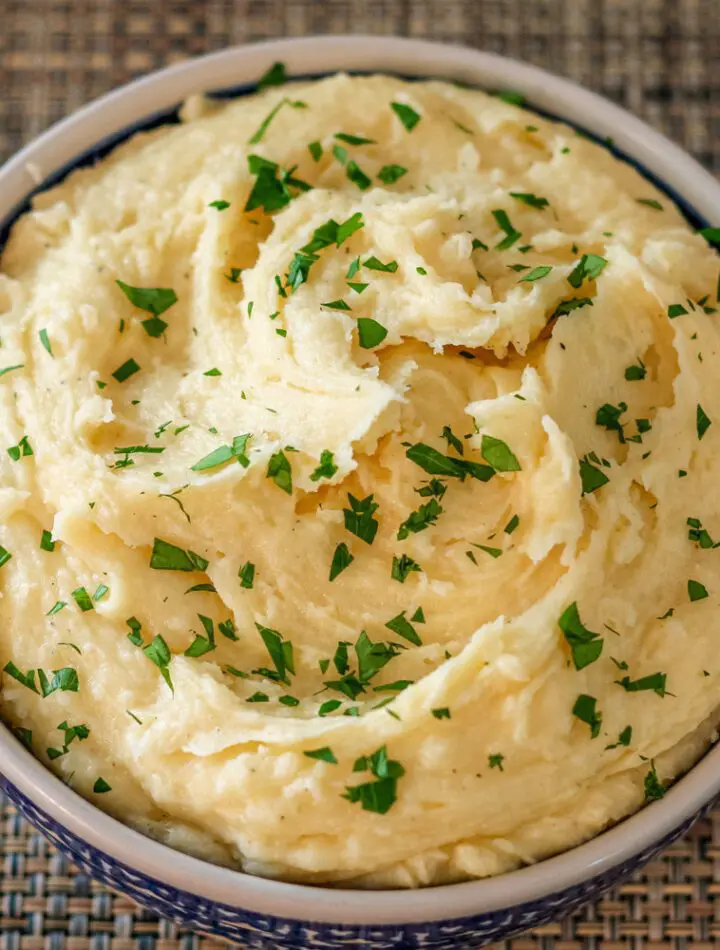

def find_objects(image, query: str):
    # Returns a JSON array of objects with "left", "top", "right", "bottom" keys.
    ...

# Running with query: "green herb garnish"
[
  {"left": 481, "top": 435, "right": 521, "bottom": 472},
  {"left": 304, "top": 747, "right": 338, "bottom": 764},
  {"left": 357, "top": 318, "right": 388, "bottom": 349},
  {"left": 149, "top": 538, "right": 208, "bottom": 572},
  {"left": 559, "top": 602, "right": 603, "bottom": 670},
  {"left": 572, "top": 694, "right": 602, "bottom": 738},
  {"left": 378, "top": 164, "right": 408, "bottom": 184},
  {"left": 343, "top": 745, "right": 405, "bottom": 814},
  {"left": 344, "top": 494, "right": 379, "bottom": 544},
  {"left": 238, "top": 561, "right": 255, "bottom": 589},
  {"left": 310, "top": 450, "right": 337, "bottom": 482},
  {"left": 492, "top": 209, "right": 521, "bottom": 250},
  {"left": 391, "top": 102, "right": 421, "bottom": 131},
  {"left": 391, "top": 554, "right": 422, "bottom": 583},
  {"left": 266, "top": 450, "right": 292, "bottom": 494},
  {"left": 112, "top": 359, "right": 140, "bottom": 383},
  {"left": 510, "top": 192, "right": 549, "bottom": 209},
  {"left": 329, "top": 542, "right": 354, "bottom": 581},
  {"left": 616, "top": 672, "right": 667, "bottom": 696}
]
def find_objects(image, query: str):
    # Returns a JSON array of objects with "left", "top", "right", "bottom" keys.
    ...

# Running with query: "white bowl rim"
[{"left": 1, "top": 34, "right": 719, "bottom": 928}]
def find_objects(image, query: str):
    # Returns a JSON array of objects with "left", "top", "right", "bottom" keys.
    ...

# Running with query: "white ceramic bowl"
[{"left": 1, "top": 36, "right": 719, "bottom": 950}]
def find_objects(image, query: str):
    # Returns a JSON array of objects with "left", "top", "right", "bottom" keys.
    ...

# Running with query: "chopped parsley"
[
  {"left": 488, "top": 753, "right": 505, "bottom": 770},
  {"left": 335, "top": 132, "right": 376, "bottom": 145},
  {"left": 687, "top": 517, "right": 717, "bottom": 549},
  {"left": 504, "top": 514, "right": 520, "bottom": 534},
  {"left": 322, "top": 298, "right": 351, "bottom": 311},
  {"left": 238, "top": 561, "right": 255, "bottom": 589},
  {"left": 112, "top": 359, "right": 140, "bottom": 383},
  {"left": 616, "top": 672, "right": 667, "bottom": 696},
  {"left": 191, "top": 434, "right": 251, "bottom": 472},
  {"left": 510, "top": 191, "right": 549, "bottom": 209},
  {"left": 0, "top": 546, "right": 11, "bottom": 569},
  {"left": 116, "top": 281, "right": 177, "bottom": 337},
  {"left": 688, "top": 579, "right": 709, "bottom": 602},
  {"left": 343, "top": 745, "right": 405, "bottom": 814},
  {"left": 254, "top": 623, "right": 295, "bottom": 685},
  {"left": 579, "top": 455, "right": 610, "bottom": 494},
  {"left": 149, "top": 538, "right": 208, "bottom": 572},
  {"left": 558, "top": 602, "right": 603, "bottom": 670},
  {"left": 71, "top": 587, "right": 94, "bottom": 612},
  {"left": 697, "top": 404, "right": 711, "bottom": 440},
  {"left": 552, "top": 297, "right": 594, "bottom": 317},
  {"left": 304, "top": 747, "right": 338, "bottom": 764},
  {"left": 471, "top": 543, "right": 502, "bottom": 559},
  {"left": 39, "top": 328, "right": 53, "bottom": 356},
  {"left": 357, "top": 318, "right": 388, "bottom": 349},
  {"left": 93, "top": 778, "right": 112, "bottom": 794},
  {"left": 644, "top": 763, "right": 666, "bottom": 801},
  {"left": 185, "top": 614, "right": 217, "bottom": 658},
  {"left": 572, "top": 694, "right": 602, "bottom": 738},
  {"left": 7, "top": 435, "right": 33, "bottom": 460},
  {"left": 606, "top": 725, "right": 633, "bottom": 749},
  {"left": 378, "top": 164, "right": 408, "bottom": 184},
  {"left": 363, "top": 256, "right": 399, "bottom": 273},
  {"left": 310, "top": 450, "right": 338, "bottom": 482},
  {"left": 492, "top": 209, "right": 521, "bottom": 250},
  {"left": 141, "top": 635, "right": 174, "bottom": 691},
  {"left": 432, "top": 707, "right": 451, "bottom": 720},
  {"left": 385, "top": 611, "right": 422, "bottom": 646},
  {"left": 244, "top": 154, "right": 311, "bottom": 214},
  {"left": 405, "top": 442, "right": 494, "bottom": 482},
  {"left": 266, "top": 450, "right": 292, "bottom": 494},
  {"left": 391, "top": 554, "right": 422, "bottom": 583},
  {"left": 3, "top": 663, "right": 79, "bottom": 697},
  {"left": 248, "top": 97, "right": 307, "bottom": 145},
  {"left": 397, "top": 497, "right": 443, "bottom": 540},
  {"left": 481, "top": 435, "right": 521, "bottom": 472},
  {"left": 668, "top": 303, "right": 688, "bottom": 319},
  {"left": 520, "top": 266, "right": 552, "bottom": 282},
  {"left": 256, "top": 61, "right": 286, "bottom": 90},
  {"left": 318, "top": 699, "right": 342, "bottom": 716},
  {"left": 329, "top": 542, "right": 354, "bottom": 581},
  {"left": 0, "top": 365, "right": 24, "bottom": 379},
  {"left": 308, "top": 141, "right": 323, "bottom": 161},
  {"left": 636, "top": 198, "right": 664, "bottom": 211},
  {"left": 344, "top": 494, "right": 379, "bottom": 544},
  {"left": 596, "top": 402, "right": 627, "bottom": 442},
  {"left": 567, "top": 254, "right": 607, "bottom": 288},
  {"left": 208, "top": 200, "right": 230, "bottom": 211},
  {"left": 625, "top": 359, "right": 646, "bottom": 381},
  {"left": 391, "top": 101, "right": 421, "bottom": 132}
]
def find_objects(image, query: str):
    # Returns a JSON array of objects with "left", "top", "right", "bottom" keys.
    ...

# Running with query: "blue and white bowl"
[{"left": 1, "top": 35, "right": 719, "bottom": 950}]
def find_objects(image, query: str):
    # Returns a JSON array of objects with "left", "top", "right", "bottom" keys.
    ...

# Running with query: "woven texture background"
[{"left": 1, "top": 1, "right": 720, "bottom": 948}]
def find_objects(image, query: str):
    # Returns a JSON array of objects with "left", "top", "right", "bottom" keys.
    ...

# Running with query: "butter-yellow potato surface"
[{"left": 1, "top": 73, "right": 719, "bottom": 887}]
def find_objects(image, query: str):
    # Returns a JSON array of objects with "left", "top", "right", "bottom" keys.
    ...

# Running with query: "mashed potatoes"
[{"left": 1, "top": 72, "right": 719, "bottom": 887}]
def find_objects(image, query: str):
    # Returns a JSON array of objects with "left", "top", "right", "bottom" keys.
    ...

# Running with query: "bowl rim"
[{"left": 1, "top": 34, "right": 720, "bottom": 928}]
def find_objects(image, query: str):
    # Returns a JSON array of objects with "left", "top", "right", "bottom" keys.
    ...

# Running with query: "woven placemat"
[{"left": 1, "top": 1, "right": 719, "bottom": 948}]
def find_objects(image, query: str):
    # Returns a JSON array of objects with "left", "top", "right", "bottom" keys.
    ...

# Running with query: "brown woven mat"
[{"left": 1, "top": 1, "right": 720, "bottom": 948}]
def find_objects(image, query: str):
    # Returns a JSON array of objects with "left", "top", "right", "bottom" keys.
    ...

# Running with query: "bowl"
[{"left": 1, "top": 35, "right": 719, "bottom": 950}]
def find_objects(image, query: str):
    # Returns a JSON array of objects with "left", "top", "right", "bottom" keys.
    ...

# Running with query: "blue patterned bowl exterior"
[{"left": 0, "top": 775, "right": 710, "bottom": 948}]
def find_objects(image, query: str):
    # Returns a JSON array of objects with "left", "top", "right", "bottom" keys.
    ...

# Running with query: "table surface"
[{"left": 1, "top": 2, "right": 719, "bottom": 949}]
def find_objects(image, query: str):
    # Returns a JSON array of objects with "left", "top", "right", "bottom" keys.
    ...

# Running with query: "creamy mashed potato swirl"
[{"left": 1, "top": 73, "right": 720, "bottom": 887}]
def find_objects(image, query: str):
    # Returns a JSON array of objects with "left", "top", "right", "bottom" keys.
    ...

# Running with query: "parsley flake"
[
  {"left": 329, "top": 542, "right": 354, "bottom": 581},
  {"left": 357, "top": 318, "right": 388, "bottom": 349},
  {"left": 559, "top": 602, "right": 603, "bottom": 670},
  {"left": 266, "top": 450, "right": 292, "bottom": 494},
  {"left": 481, "top": 435, "right": 521, "bottom": 472},
  {"left": 149, "top": 538, "right": 208, "bottom": 572},
  {"left": 378, "top": 164, "right": 408, "bottom": 184},
  {"left": 572, "top": 694, "right": 602, "bottom": 738},
  {"left": 391, "top": 554, "right": 422, "bottom": 583},
  {"left": 390, "top": 101, "right": 421, "bottom": 131}
]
